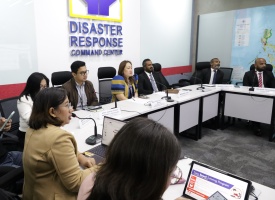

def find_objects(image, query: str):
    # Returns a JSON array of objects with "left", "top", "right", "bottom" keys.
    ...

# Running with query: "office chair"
[
  {"left": 97, "top": 67, "right": 116, "bottom": 104},
  {"left": 51, "top": 71, "right": 73, "bottom": 87},
  {"left": 134, "top": 67, "right": 144, "bottom": 75},
  {"left": 153, "top": 63, "right": 185, "bottom": 89},
  {"left": 219, "top": 67, "right": 233, "bottom": 84},
  {"left": 250, "top": 63, "right": 273, "bottom": 72},
  {"left": 188, "top": 61, "right": 211, "bottom": 85},
  {"left": 0, "top": 97, "right": 20, "bottom": 137},
  {"left": 236, "top": 63, "right": 273, "bottom": 85}
]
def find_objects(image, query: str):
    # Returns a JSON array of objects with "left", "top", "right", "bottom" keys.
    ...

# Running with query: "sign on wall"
[{"left": 68, "top": 0, "right": 123, "bottom": 56}]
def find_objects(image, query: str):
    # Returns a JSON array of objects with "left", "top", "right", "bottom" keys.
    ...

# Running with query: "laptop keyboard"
[{"left": 89, "top": 145, "right": 107, "bottom": 157}]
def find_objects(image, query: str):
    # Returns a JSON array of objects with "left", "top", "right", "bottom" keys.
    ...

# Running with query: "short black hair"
[
  {"left": 71, "top": 61, "right": 86, "bottom": 73},
  {"left": 142, "top": 58, "right": 151, "bottom": 68}
]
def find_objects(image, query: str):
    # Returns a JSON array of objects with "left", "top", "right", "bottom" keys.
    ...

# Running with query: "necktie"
[
  {"left": 212, "top": 70, "right": 217, "bottom": 84},
  {"left": 258, "top": 72, "right": 263, "bottom": 87},
  {"left": 149, "top": 74, "right": 158, "bottom": 92}
]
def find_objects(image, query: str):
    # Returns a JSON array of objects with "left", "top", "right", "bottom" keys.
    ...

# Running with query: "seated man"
[
  {"left": 63, "top": 61, "right": 98, "bottom": 110},
  {"left": 191, "top": 58, "right": 224, "bottom": 84},
  {"left": 138, "top": 58, "right": 166, "bottom": 95},
  {"left": 243, "top": 58, "right": 275, "bottom": 136},
  {"left": 243, "top": 58, "right": 275, "bottom": 88}
]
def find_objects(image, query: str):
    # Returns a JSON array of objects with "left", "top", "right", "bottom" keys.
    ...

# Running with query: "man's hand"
[{"left": 0, "top": 117, "right": 12, "bottom": 132}]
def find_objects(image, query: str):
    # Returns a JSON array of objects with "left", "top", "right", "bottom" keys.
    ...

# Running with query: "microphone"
[
  {"left": 155, "top": 80, "right": 174, "bottom": 102},
  {"left": 71, "top": 113, "right": 102, "bottom": 145},
  {"left": 249, "top": 71, "right": 256, "bottom": 91},
  {"left": 191, "top": 71, "right": 204, "bottom": 90}
]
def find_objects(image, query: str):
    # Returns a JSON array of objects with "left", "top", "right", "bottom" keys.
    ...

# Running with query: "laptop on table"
[
  {"left": 182, "top": 161, "right": 252, "bottom": 200},
  {"left": 87, "top": 116, "right": 127, "bottom": 163}
]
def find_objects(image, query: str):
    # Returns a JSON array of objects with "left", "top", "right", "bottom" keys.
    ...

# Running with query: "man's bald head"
[{"left": 254, "top": 58, "right": 266, "bottom": 72}]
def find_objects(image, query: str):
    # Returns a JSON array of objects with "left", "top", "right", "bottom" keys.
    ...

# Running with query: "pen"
[{"left": 132, "top": 98, "right": 135, "bottom": 101}]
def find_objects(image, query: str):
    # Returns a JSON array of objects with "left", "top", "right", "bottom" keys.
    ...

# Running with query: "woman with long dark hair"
[
  {"left": 17, "top": 72, "right": 49, "bottom": 149},
  {"left": 111, "top": 60, "right": 138, "bottom": 101},
  {"left": 78, "top": 117, "right": 181, "bottom": 200}
]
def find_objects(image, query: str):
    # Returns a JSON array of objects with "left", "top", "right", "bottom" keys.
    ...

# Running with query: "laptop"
[
  {"left": 182, "top": 161, "right": 252, "bottom": 200},
  {"left": 87, "top": 116, "right": 127, "bottom": 163}
]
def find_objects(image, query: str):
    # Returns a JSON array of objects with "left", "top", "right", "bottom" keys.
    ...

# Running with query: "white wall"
[
  {"left": 34, "top": 0, "right": 140, "bottom": 92},
  {"left": 0, "top": 0, "right": 193, "bottom": 93},
  {"left": 140, "top": 0, "right": 193, "bottom": 67}
]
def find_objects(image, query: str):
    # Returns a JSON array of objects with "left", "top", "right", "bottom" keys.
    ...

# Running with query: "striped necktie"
[{"left": 258, "top": 72, "right": 263, "bottom": 87}]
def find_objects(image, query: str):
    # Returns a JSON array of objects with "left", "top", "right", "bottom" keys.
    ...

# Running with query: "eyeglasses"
[
  {"left": 170, "top": 166, "right": 184, "bottom": 185},
  {"left": 78, "top": 70, "right": 89, "bottom": 76},
  {"left": 61, "top": 102, "right": 73, "bottom": 110}
]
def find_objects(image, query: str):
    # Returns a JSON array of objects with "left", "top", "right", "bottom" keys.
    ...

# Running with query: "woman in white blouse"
[{"left": 17, "top": 72, "right": 49, "bottom": 149}]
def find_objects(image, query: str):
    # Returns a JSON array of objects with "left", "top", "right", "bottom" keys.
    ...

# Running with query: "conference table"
[
  {"left": 62, "top": 84, "right": 275, "bottom": 199},
  {"left": 162, "top": 158, "right": 275, "bottom": 200},
  {"left": 64, "top": 84, "right": 275, "bottom": 153}
]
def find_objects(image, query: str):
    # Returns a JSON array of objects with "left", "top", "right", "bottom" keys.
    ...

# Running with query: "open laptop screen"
[
  {"left": 101, "top": 116, "right": 127, "bottom": 146},
  {"left": 182, "top": 161, "right": 251, "bottom": 200}
]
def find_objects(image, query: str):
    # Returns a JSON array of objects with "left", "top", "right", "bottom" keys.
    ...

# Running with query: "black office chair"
[
  {"left": 250, "top": 63, "right": 273, "bottom": 72},
  {"left": 134, "top": 67, "right": 144, "bottom": 75},
  {"left": 219, "top": 67, "right": 233, "bottom": 84},
  {"left": 236, "top": 63, "right": 273, "bottom": 85},
  {"left": 51, "top": 71, "right": 73, "bottom": 87},
  {"left": 0, "top": 97, "right": 20, "bottom": 137},
  {"left": 97, "top": 67, "right": 116, "bottom": 104},
  {"left": 188, "top": 61, "right": 211, "bottom": 85}
]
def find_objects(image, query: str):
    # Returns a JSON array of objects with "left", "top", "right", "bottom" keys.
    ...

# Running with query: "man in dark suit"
[
  {"left": 138, "top": 59, "right": 165, "bottom": 95},
  {"left": 243, "top": 58, "right": 275, "bottom": 88},
  {"left": 243, "top": 58, "right": 275, "bottom": 136},
  {"left": 191, "top": 58, "right": 224, "bottom": 85}
]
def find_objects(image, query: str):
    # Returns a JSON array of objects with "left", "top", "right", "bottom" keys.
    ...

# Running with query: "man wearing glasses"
[{"left": 63, "top": 60, "right": 98, "bottom": 110}]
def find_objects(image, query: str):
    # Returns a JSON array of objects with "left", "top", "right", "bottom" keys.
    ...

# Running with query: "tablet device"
[
  {"left": 182, "top": 161, "right": 252, "bottom": 200},
  {"left": 0, "top": 111, "right": 15, "bottom": 131}
]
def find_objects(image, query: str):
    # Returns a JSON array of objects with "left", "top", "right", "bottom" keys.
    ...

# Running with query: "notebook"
[
  {"left": 87, "top": 116, "right": 126, "bottom": 163},
  {"left": 182, "top": 161, "right": 252, "bottom": 200}
]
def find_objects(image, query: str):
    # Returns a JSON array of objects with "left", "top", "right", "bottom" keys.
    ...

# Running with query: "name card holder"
[
  {"left": 254, "top": 87, "right": 275, "bottom": 94},
  {"left": 178, "top": 90, "right": 190, "bottom": 98},
  {"left": 150, "top": 100, "right": 166, "bottom": 108},
  {"left": 215, "top": 84, "right": 234, "bottom": 90},
  {"left": 98, "top": 108, "right": 121, "bottom": 119},
  {"left": 79, "top": 114, "right": 93, "bottom": 129}
]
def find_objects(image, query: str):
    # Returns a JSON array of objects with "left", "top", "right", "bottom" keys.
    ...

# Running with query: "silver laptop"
[
  {"left": 182, "top": 161, "right": 252, "bottom": 200},
  {"left": 88, "top": 116, "right": 126, "bottom": 163}
]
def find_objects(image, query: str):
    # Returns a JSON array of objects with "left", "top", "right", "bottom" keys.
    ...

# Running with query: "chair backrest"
[
  {"left": 196, "top": 62, "right": 211, "bottom": 71},
  {"left": 134, "top": 67, "right": 144, "bottom": 75},
  {"left": 250, "top": 64, "right": 273, "bottom": 72},
  {"left": 97, "top": 67, "right": 116, "bottom": 104},
  {"left": 153, "top": 63, "right": 170, "bottom": 88},
  {"left": 0, "top": 96, "right": 19, "bottom": 134},
  {"left": 219, "top": 67, "right": 233, "bottom": 84},
  {"left": 51, "top": 71, "right": 73, "bottom": 87}
]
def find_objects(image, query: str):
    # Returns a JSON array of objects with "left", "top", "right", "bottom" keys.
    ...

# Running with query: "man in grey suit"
[{"left": 138, "top": 59, "right": 165, "bottom": 95}]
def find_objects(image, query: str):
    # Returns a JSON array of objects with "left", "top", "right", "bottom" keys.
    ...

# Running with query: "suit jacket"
[
  {"left": 62, "top": 78, "right": 98, "bottom": 110},
  {"left": 23, "top": 125, "right": 96, "bottom": 200},
  {"left": 243, "top": 70, "right": 275, "bottom": 88},
  {"left": 138, "top": 71, "right": 165, "bottom": 95},
  {"left": 191, "top": 68, "right": 224, "bottom": 84}
]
